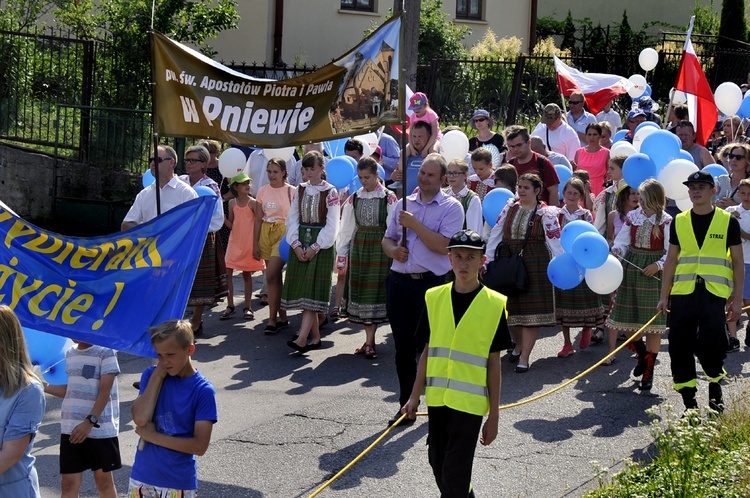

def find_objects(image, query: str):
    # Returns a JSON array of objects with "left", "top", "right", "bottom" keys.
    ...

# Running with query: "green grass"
[{"left": 585, "top": 380, "right": 750, "bottom": 497}]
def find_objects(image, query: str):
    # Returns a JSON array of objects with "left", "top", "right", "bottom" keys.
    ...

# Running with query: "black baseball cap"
[
  {"left": 447, "top": 229, "right": 485, "bottom": 251},
  {"left": 683, "top": 170, "right": 715, "bottom": 188}
]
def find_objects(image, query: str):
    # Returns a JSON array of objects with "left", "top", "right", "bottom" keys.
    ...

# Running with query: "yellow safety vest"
[
  {"left": 424, "top": 283, "right": 506, "bottom": 416},
  {"left": 673, "top": 208, "right": 733, "bottom": 299}
]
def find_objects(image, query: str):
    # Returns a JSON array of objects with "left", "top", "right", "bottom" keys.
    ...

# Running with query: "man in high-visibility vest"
[
  {"left": 658, "top": 171, "right": 744, "bottom": 413},
  {"left": 402, "top": 229, "right": 512, "bottom": 497}
]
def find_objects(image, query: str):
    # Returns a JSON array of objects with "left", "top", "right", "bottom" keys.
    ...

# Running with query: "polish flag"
[
  {"left": 553, "top": 55, "right": 631, "bottom": 114},
  {"left": 674, "top": 16, "right": 717, "bottom": 146}
]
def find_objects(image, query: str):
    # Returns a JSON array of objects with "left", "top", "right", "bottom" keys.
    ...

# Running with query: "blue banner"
[{"left": 0, "top": 196, "right": 215, "bottom": 358}]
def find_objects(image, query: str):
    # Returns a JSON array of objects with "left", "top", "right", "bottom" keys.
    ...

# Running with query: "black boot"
[
  {"left": 678, "top": 386, "right": 698, "bottom": 411},
  {"left": 639, "top": 352, "right": 657, "bottom": 391},
  {"left": 708, "top": 382, "right": 724, "bottom": 414},
  {"left": 631, "top": 340, "right": 648, "bottom": 377}
]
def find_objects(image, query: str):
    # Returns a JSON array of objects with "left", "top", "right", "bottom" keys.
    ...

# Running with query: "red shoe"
[{"left": 557, "top": 343, "right": 575, "bottom": 358}]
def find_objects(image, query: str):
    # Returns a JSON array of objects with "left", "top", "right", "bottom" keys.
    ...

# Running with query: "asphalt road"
[{"left": 33, "top": 273, "right": 750, "bottom": 497}]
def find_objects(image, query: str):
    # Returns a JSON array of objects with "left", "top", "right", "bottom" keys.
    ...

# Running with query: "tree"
[
  {"left": 718, "top": 0, "right": 748, "bottom": 48},
  {"left": 416, "top": 0, "right": 468, "bottom": 64},
  {"left": 560, "top": 11, "right": 576, "bottom": 52}
]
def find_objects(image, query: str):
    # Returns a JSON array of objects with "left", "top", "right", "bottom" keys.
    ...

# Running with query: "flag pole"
[
  {"left": 398, "top": 3, "right": 407, "bottom": 247},
  {"left": 149, "top": 0, "right": 161, "bottom": 216}
]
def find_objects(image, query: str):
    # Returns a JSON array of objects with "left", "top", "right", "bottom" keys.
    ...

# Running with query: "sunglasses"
[
  {"left": 149, "top": 156, "right": 171, "bottom": 163},
  {"left": 473, "top": 117, "right": 487, "bottom": 123},
  {"left": 568, "top": 100, "right": 584, "bottom": 104},
  {"left": 728, "top": 153, "right": 746, "bottom": 160},
  {"left": 446, "top": 171, "right": 465, "bottom": 177},
  {"left": 184, "top": 158, "right": 204, "bottom": 164}
]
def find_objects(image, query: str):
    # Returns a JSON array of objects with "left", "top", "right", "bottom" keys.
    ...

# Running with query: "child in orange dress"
[{"left": 222, "top": 173, "right": 266, "bottom": 320}]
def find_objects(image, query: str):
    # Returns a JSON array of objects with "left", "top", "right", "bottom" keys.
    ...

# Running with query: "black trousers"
[
  {"left": 668, "top": 283, "right": 728, "bottom": 388},
  {"left": 427, "top": 406, "right": 483, "bottom": 498},
  {"left": 385, "top": 271, "right": 446, "bottom": 406}
]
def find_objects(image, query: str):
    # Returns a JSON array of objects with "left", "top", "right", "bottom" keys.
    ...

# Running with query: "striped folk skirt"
[
  {"left": 344, "top": 226, "right": 390, "bottom": 325},
  {"left": 188, "top": 233, "right": 227, "bottom": 306},
  {"left": 606, "top": 247, "right": 666, "bottom": 334},
  {"left": 555, "top": 281, "right": 606, "bottom": 328},
  {"left": 505, "top": 239, "right": 556, "bottom": 328},
  {"left": 281, "top": 226, "right": 334, "bottom": 313}
]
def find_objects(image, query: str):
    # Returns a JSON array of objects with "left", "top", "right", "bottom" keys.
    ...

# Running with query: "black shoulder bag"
[{"left": 483, "top": 205, "right": 537, "bottom": 296}]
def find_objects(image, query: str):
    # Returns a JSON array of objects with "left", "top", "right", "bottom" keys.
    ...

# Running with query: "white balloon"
[
  {"left": 441, "top": 130, "right": 470, "bottom": 162},
  {"left": 714, "top": 82, "right": 743, "bottom": 116},
  {"left": 263, "top": 147, "right": 296, "bottom": 163},
  {"left": 675, "top": 196, "right": 694, "bottom": 212},
  {"left": 218, "top": 148, "right": 247, "bottom": 178},
  {"left": 633, "top": 126, "right": 658, "bottom": 152},
  {"left": 628, "top": 74, "right": 648, "bottom": 99},
  {"left": 670, "top": 87, "right": 688, "bottom": 105},
  {"left": 585, "top": 255, "right": 624, "bottom": 295},
  {"left": 657, "top": 159, "right": 698, "bottom": 199},
  {"left": 610, "top": 141, "right": 638, "bottom": 158},
  {"left": 639, "top": 48, "right": 659, "bottom": 72},
  {"left": 354, "top": 133, "right": 378, "bottom": 157}
]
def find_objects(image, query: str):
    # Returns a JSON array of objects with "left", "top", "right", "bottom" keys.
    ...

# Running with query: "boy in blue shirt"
[{"left": 129, "top": 320, "right": 217, "bottom": 497}]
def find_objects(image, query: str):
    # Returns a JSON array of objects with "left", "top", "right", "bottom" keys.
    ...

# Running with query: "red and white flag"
[
  {"left": 674, "top": 16, "right": 717, "bottom": 146},
  {"left": 553, "top": 55, "right": 631, "bottom": 114}
]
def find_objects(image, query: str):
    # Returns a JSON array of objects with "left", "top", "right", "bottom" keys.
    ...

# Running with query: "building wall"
[
  {"left": 210, "top": 0, "right": 532, "bottom": 67},
  {"left": 537, "top": 0, "right": 717, "bottom": 33}
]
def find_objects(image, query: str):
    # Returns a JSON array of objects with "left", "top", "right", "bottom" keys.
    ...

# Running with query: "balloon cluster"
[
  {"left": 547, "top": 221, "right": 623, "bottom": 294},
  {"left": 326, "top": 155, "right": 385, "bottom": 192},
  {"left": 24, "top": 327, "right": 72, "bottom": 385}
]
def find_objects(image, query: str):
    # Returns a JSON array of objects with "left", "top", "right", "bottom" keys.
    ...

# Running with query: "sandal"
[
  {"left": 264, "top": 324, "right": 279, "bottom": 335},
  {"left": 258, "top": 294, "right": 269, "bottom": 307},
  {"left": 243, "top": 308, "right": 254, "bottom": 320},
  {"left": 219, "top": 306, "right": 236, "bottom": 320},
  {"left": 330, "top": 306, "right": 341, "bottom": 319},
  {"left": 354, "top": 343, "right": 367, "bottom": 355},
  {"left": 364, "top": 344, "right": 377, "bottom": 359}
]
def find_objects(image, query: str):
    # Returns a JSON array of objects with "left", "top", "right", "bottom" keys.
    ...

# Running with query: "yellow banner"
[{"left": 151, "top": 16, "right": 401, "bottom": 147}]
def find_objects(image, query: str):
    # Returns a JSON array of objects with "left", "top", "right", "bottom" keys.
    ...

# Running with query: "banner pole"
[
  {"left": 398, "top": 5, "right": 407, "bottom": 246},
  {"left": 149, "top": 30, "right": 162, "bottom": 216}
]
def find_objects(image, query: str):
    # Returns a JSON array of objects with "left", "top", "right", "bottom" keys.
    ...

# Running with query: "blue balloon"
[
  {"left": 634, "top": 121, "right": 660, "bottom": 135},
  {"left": 325, "top": 157, "right": 355, "bottom": 189},
  {"left": 377, "top": 164, "right": 386, "bottom": 179},
  {"left": 142, "top": 170, "right": 155, "bottom": 188},
  {"left": 572, "top": 232, "right": 610, "bottom": 269},
  {"left": 613, "top": 129, "right": 628, "bottom": 144},
  {"left": 640, "top": 130, "right": 681, "bottom": 171},
  {"left": 555, "top": 165, "right": 573, "bottom": 200},
  {"left": 622, "top": 153, "right": 657, "bottom": 189},
  {"left": 278, "top": 237, "right": 291, "bottom": 263},
  {"left": 194, "top": 186, "right": 217, "bottom": 197},
  {"left": 23, "top": 327, "right": 68, "bottom": 367},
  {"left": 343, "top": 155, "right": 358, "bottom": 169},
  {"left": 482, "top": 188, "right": 514, "bottom": 225},
  {"left": 561, "top": 220, "right": 598, "bottom": 253},
  {"left": 43, "top": 358, "right": 68, "bottom": 385},
  {"left": 547, "top": 253, "right": 585, "bottom": 290},
  {"left": 323, "top": 138, "right": 348, "bottom": 157},
  {"left": 739, "top": 95, "right": 750, "bottom": 119},
  {"left": 677, "top": 149, "right": 694, "bottom": 162},
  {"left": 703, "top": 163, "right": 729, "bottom": 179},
  {"left": 350, "top": 174, "right": 363, "bottom": 191}
]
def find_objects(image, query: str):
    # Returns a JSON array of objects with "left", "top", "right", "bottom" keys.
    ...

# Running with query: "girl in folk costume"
[
  {"left": 284, "top": 151, "right": 340, "bottom": 353},
  {"left": 444, "top": 159, "right": 483, "bottom": 233},
  {"left": 468, "top": 147, "right": 496, "bottom": 201},
  {"left": 485, "top": 173, "right": 564, "bottom": 373},
  {"left": 336, "top": 157, "right": 398, "bottom": 359},
  {"left": 606, "top": 179, "right": 672, "bottom": 391},
  {"left": 253, "top": 158, "right": 296, "bottom": 334},
  {"left": 555, "top": 178, "right": 606, "bottom": 358},
  {"left": 222, "top": 173, "right": 266, "bottom": 321},
  {"left": 593, "top": 155, "right": 627, "bottom": 236}
]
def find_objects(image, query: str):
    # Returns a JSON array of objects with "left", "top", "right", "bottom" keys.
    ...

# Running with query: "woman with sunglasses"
[
  {"left": 468, "top": 109, "right": 507, "bottom": 168},
  {"left": 717, "top": 143, "right": 750, "bottom": 210},
  {"left": 179, "top": 145, "right": 228, "bottom": 336}
]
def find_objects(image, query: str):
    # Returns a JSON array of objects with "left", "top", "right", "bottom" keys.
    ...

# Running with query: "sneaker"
[
  {"left": 728, "top": 337, "right": 740, "bottom": 353},
  {"left": 579, "top": 329, "right": 592, "bottom": 350},
  {"left": 557, "top": 343, "right": 575, "bottom": 358}
]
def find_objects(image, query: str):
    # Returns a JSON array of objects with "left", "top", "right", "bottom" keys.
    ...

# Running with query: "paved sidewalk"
[{"left": 34, "top": 273, "right": 750, "bottom": 497}]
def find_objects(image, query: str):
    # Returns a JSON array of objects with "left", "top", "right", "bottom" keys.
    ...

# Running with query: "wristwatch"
[{"left": 85, "top": 414, "right": 100, "bottom": 428}]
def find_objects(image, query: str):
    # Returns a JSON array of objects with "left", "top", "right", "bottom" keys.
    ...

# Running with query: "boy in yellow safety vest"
[
  {"left": 658, "top": 170, "right": 744, "bottom": 413},
  {"left": 402, "top": 229, "right": 512, "bottom": 497}
]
